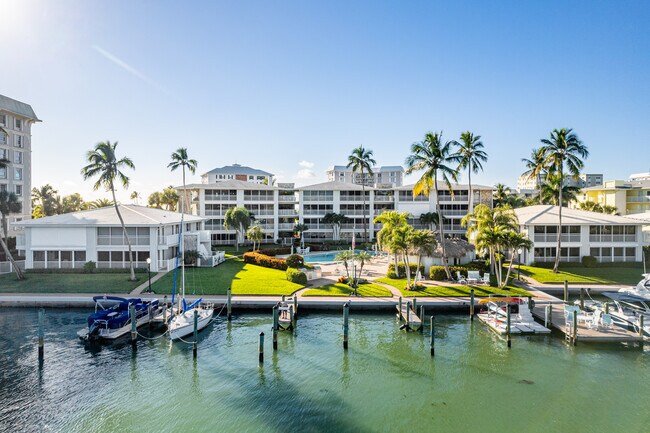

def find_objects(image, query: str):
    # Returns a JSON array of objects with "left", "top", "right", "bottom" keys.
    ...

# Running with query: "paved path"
[{"left": 130, "top": 272, "right": 167, "bottom": 295}]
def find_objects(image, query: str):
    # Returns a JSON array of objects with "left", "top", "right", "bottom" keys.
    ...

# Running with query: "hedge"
[
  {"left": 387, "top": 262, "right": 425, "bottom": 278},
  {"left": 286, "top": 254, "right": 305, "bottom": 269},
  {"left": 581, "top": 256, "right": 598, "bottom": 268},
  {"left": 26, "top": 267, "right": 148, "bottom": 275},
  {"left": 429, "top": 264, "right": 487, "bottom": 281},
  {"left": 243, "top": 251, "right": 288, "bottom": 270},
  {"left": 286, "top": 268, "right": 307, "bottom": 284}
]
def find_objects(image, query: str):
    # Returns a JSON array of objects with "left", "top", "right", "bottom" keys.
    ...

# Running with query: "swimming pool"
[{"left": 302, "top": 250, "right": 378, "bottom": 263}]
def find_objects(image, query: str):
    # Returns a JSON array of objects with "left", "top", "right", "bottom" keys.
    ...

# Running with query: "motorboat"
[
  {"left": 477, "top": 296, "right": 550, "bottom": 334},
  {"left": 602, "top": 292, "right": 650, "bottom": 336},
  {"left": 277, "top": 300, "right": 294, "bottom": 330},
  {"left": 618, "top": 274, "right": 650, "bottom": 300},
  {"left": 78, "top": 296, "right": 161, "bottom": 341}
]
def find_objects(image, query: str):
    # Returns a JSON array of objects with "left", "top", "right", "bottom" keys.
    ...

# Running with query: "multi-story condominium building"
[
  {"left": 0, "top": 94, "right": 40, "bottom": 233},
  {"left": 201, "top": 164, "right": 274, "bottom": 185},
  {"left": 13, "top": 205, "right": 223, "bottom": 271},
  {"left": 514, "top": 205, "right": 645, "bottom": 265},
  {"left": 326, "top": 165, "right": 404, "bottom": 187},
  {"left": 576, "top": 178, "right": 650, "bottom": 215},
  {"left": 517, "top": 173, "right": 602, "bottom": 197}
]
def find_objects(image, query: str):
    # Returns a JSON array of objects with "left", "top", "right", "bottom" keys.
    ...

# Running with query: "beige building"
[
  {"left": 576, "top": 178, "right": 650, "bottom": 215},
  {"left": 0, "top": 94, "right": 40, "bottom": 234}
]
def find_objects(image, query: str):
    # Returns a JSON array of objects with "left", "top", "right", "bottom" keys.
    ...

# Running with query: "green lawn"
[
  {"left": 0, "top": 272, "right": 143, "bottom": 294},
  {"left": 375, "top": 277, "right": 532, "bottom": 297},
  {"left": 519, "top": 265, "right": 644, "bottom": 285},
  {"left": 150, "top": 258, "right": 304, "bottom": 296},
  {"left": 303, "top": 282, "right": 392, "bottom": 297}
]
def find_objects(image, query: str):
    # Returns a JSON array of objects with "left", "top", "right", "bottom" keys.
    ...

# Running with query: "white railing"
[
  {"left": 278, "top": 195, "right": 297, "bottom": 202},
  {"left": 374, "top": 196, "right": 395, "bottom": 202},
  {"left": 438, "top": 196, "right": 469, "bottom": 202},
  {"left": 278, "top": 209, "right": 298, "bottom": 216},
  {"left": 534, "top": 234, "right": 581, "bottom": 243},
  {"left": 16, "top": 235, "right": 25, "bottom": 248},
  {"left": 158, "top": 258, "right": 178, "bottom": 271},
  {"left": 278, "top": 223, "right": 294, "bottom": 230},
  {"left": 534, "top": 256, "right": 581, "bottom": 263},
  {"left": 589, "top": 235, "right": 637, "bottom": 243},
  {"left": 198, "top": 251, "right": 226, "bottom": 267},
  {"left": 158, "top": 233, "right": 180, "bottom": 246},
  {"left": 0, "top": 260, "right": 25, "bottom": 274},
  {"left": 440, "top": 210, "right": 469, "bottom": 216},
  {"left": 198, "top": 230, "right": 211, "bottom": 243},
  {"left": 341, "top": 210, "right": 369, "bottom": 216}
]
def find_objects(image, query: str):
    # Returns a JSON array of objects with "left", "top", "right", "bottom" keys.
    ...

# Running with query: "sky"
[{"left": 1, "top": 0, "right": 649, "bottom": 203}]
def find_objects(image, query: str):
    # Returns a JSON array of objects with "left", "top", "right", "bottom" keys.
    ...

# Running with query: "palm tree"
[
  {"left": 88, "top": 198, "right": 115, "bottom": 209},
  {"left": 409, "top": 229, "right": 436, "bottom": 283},
  {"left": 521, "top": 148, "right": 548, "bottom": 204},
  {"left": 493, "top": 183, "right": 511, "bottom": 207},
  {"left": 500, "top": 232, "right": 534, "bottom": 288},
  {"left": 293, "top": 223, "right": 309, "bottom": 248},
  {"left": 31, "top": 184, "right": 59, "bottom": 217},
  {"left": 224, "top": 207, "right": 251, "bottom": 251},
  {"left": 246, "top": 223, "right": 264, "bottom": 251},
  {"left": 168, "top": 148, "right": 198, "bottom": 214},
  {"left": 0, "top": 191, "right": 25, "bottom": 280},
  {"left": 391, "top": 224, "right": 415, "bottom": 288},
  {"left": 374, "top": 210, "right": 409, "bottom": 276},
  {"left": 540, "top": 173, "right": 580, "bottom": 206},
  {"left": 355, "top": 251, "right": 373, "bottom": 283},
  {"left": 130, "top": 191, "right": 140, "bottom": 205},
  {"left": 322, "top": 212, "right": 347, "bottom": 241},
  {"left": 335, "top": 250, "right": 355, "bottom": 284},
  {"left": 347, "top": 145, "right": 376, "bottom": 242},
  {"left": 81, "top": 141, "right": 137, "bottom": 281},
  {"left": 454, "top": 131, "right": 488, "bottom": 213},
  {"left": 419, "top": 212, "right": 439, "bottom": 232},
  {"left": 539, "top": 128, "right": 589, "bottom": 273},
  {"left": 405, "top": 132, "right": 460, "bottom": 279}
]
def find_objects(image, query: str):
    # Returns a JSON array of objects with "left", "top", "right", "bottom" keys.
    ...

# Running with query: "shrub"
[
  {"left": 83, "top": 261, "right": 96, "bottom": 273},
  {"left": 386, "top": 270, "right": 398, "bottom": 279},
  {"left": 429, "top": 265, "right": 486, "bottom": 281},
  {"left": 387, "top": 262, "right": 425, "bottom": 278},
  {"left": 286, "top": 268, "right": 307, "bottom": 284},
  {"left": 429, "top": 266, "right": 448, "bottom": 281},
  {"left": 338, "top": 276, "right": 349, "bottom": 284},
  {"left": 28, "top": 267, "right": 147, "bottom": 275},
  {"left": 286, "top": 254, "right": 305, "bottom": 269},
  {"left": 243, "top": 251, "right": 288, "bottom": 270},
  {"left": 581, "top": 256, "right": 598, "bottom": 268}
]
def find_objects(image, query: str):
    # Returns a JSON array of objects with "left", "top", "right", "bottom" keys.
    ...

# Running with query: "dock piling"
[
  {"left": 572, "top": 310, "right": 578, "bottom": 346},
  {"left": 272, "top": 305, "right": 279, "bottom": 351},
  {"left": 38, "top": 308, "right": 44, "bottom": 362},
  {"left": 343, "top": 302, "right": 349, "bottom": 350},
  {"left": 470, "top": 289, "right": 475, "bottom": 320},
  {"left": 293, "top": 296, "right": 298, "bottom": 318},
  {"left": 604, "top": 302, "right": 609, "bottom": 314},
  {"left": 398, "top": 297, "right": 403, "bottom": 320},
  {"left": 544, "top": 304, "right": 551, "bottom": 328},
  {"left": 430, "top": 316, "right": 435, "bottom": 357},
  {"left": 563, "top": 280, "right": 568, "bottom": 303},
  {"left": 227, "top": 287, "right": 232, "bottom": 321},
  {"left": 580, "top": 288, "right": 585, "bottom": 310},
  {"left": 193, "top": 310, "right": 198, "bottom": 358},
  {"left": 289, "top": 306, "right": 294, "bottom": 332},
  {"left": 129, "top": 304, "right": 137, "bottom": 348},
  {"left": 259, "top": 332, "right": 265, "bottom": 363},
  {"left": 639, "top": 315, "right": 644, "bottom": 338},
  {"left": 412, "top": 298, "right": 417, "bottom": 317},
  {"left": 163, "top": 303, "right": 167, "bottom": 324},
  {"left": 419, "top": 305, "right": 425, "bottom": 333},
  {"left": 506, "top": 304, "right": 511, "bottom": 348},
  {"left": 406, "top": 302, "right": 411, "bottom": 331}
]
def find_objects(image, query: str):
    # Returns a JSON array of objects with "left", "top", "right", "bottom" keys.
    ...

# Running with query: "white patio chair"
[
  {"left": 481, "top": 273, "right": 490, "bottom": 285},
  {"left": 456, "top": 271, "right": 467, "bottom": 284}
]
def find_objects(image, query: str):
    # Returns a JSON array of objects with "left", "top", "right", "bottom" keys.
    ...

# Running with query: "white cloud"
[
  {"left": 298, "top": 160, "right": 315, "bottom": 169},
  {"left": 296, "top": 168, "right": 316, "bottom": 179}
]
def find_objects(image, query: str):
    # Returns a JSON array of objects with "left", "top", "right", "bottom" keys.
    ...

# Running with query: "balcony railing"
[
  {"left": 158, "top": 234, "right": 180, "bottom": 246},
  {"left": 440, "top": 210, "right": 468, "bottom": 217},
  {"left": 534, "top": 256, "right": 581, "bottom": 263},
  {"left": 278, "top": 195, "right": 297, "bottom": 202},
  {"left": 626, "top": 196, "right": 650, "bottom": 203},
  {"left": 533, "top": 234, "right": 581, "bottom": 243},
  {"left": 278, "top": 223, "right": 294, "bottom": 230},
  {"left": 589, "top": 235, "right": 637, "bottom": 243},
  {"left": 438, "top": 196, "right": 469, "bottom": 202},
  {"left": 278, "top": 209, "right": 298, "bottom": 216},
  {"left": 374, "top": 196, "right": 395, "bottom": 202}
]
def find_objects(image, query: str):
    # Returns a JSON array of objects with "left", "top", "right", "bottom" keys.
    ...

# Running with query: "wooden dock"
[
  {"left": 531, "top": 302, "right": 643, "bottom": 343},
  {"left": 396, "top": 301, "right": 422, "bottom": 331}
]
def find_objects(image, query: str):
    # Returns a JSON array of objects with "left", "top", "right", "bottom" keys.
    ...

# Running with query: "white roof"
[
  {"left": 202, "top": 164, "right": 273, "bottom": 177},
  {"left": 393, "top": 182, "right": 494, "bottom": 191},
  {"left": 0, "top": 94, "right": 40, "bottom": 120},
  {"left": 179, "top": 180, "right": 277, "bottom": 190},
  {"left": 298, "top": 181, "right": 373, "bottom": 191},
  {"left": 623, "top": 212, "right": 650, "bottom": 223},
  {"left": 514, "top": 205, "right": 641, "bottom": 226},
  {"left": 14, "top": 205, "right": 206, "bottom": 227}
]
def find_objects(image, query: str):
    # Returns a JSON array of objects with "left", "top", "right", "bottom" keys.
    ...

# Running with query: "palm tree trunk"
[
  {"left": 468, "top": 163, "right": 474, "bottom": 214},
  {"left": 111, "top": 186, "right": 136, "bottom": 281},
  {"left": 404, "top": 251, "right": 412, "bottom": 289},
  {"left": 362, "top": 180, "right": 367, "bottom": 243},
  {"left": 502, "top": 253, "right": 516, "bottom": 289},
  {"left": 0, "top": 233, "right": 24, "bottom": 280},
  {"left": 181, "top": 167, "right": 186, "bottom": 214},
  {"left": 553, "top": 173, "right": 563, "bottom": 273},
  {"left": 537, "top": 173, "right": 542, "bottom": 204},
  {"left": 434, "top": 173, "right": 451, "bottom": 280}
]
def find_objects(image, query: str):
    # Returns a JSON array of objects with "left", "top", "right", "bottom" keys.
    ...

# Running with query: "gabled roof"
[
  {"left": 0, "top": 94, "right": 40, "bottom": 121},
  {"left": 514, "top": 205, "right": 641, "bottom": 226},
  {"left": 298, "top": 181, "right": 374, "bottom": 191},
  {"left": 393, "top": 182, "right": 495, "bottom": 191},
  {"left": 179, "top": 180, "right": 277, "bottom": 190},
  {"left": 14, "top": 205, "right": 206, "bottom": 227},
  {"left": 623, "top": 212, "right": 650, "bottom": 223},
  {"left": 202, "top": 164, "right": 273, "bottom": 177}
]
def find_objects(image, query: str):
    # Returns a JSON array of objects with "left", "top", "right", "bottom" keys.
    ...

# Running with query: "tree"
[
  {"left": 335, "top": 250, "right": 355, "bottom": 284},
  {"left": 246, "top": 223, "right": 264, "bottom": 251},
  {"left": 168, "top": 147, "right": 198, "bottom": 214},
  {"left": 88, "top": 198, "right": 115, "bottom": 209},
  {"left": 31, "top": 184, "right": 59, "bottom": 217},
  {"left": 81, "top": 141, "right": 137, "bottom": 281},
  {"left": 539, "top": 128, "right": 589, "bottom": 273},
  {"left": 0, "top": 191, "right": 25, "bottom": 280},
  {"left": 493, "top": 183, "right": 511, "bottom": 207},
  {"left": 60, "top": 193, "right": 86, "bottom": 213},
  {"left": 374, "top": 210, "right": 409, "bottom": 277},
  {"left": 293, "top": 223, "right": 309, "bottom": 247},
  {"left": 147, "top": 191, "right": 163, "bottom": 209},
  {"left": 322, "top": 212, "right": 348, "bottom": 241},
  {"left": 409, "top": 229, "right": 436, "bottom": 285},
  {"left": 391, "top": 225, "right": 415, "bottom": 288},
  {"left": 347, "top": 145, "right": 376, "bottom": 242},
  {"left": 405, "top": 132, "right": 460, "bottom": 279},
  {"left": 130, "top": 191, "right": 140, "bottom": 205},
  {"left": 224, "top": 207, "right": 251, "bottom": 251},
  {"left": 355, "top": 251, "right": 373, "bottom": 283},
  {"left": 419, "top": 212, "right": 439, "bottom": 232},
  {"left": 521, "top": 148, "right": 548, "bottom": 204},
  {"left": 578, "top": 200, "right": 619, "bottom": 215},
  {"left": 454, "top": 131, "right": 488, "bottom": 213},
  {"left": 161, "top": 187, "right": 179, "bottom": 211},
  {"left": 500, "top": 232, "right": 534, "bottom": 288},
  {"left": 540, "top": 173, "right": 580, "bottom": 206}
]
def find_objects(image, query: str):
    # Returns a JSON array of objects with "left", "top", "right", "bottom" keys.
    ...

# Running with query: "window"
[
  {"left": 14, "top": 135, "right": 23, "bottom": 147},
  {"left": 0, "top": 131, "right": 6, "bottom": 145},
  {"left": 15, "top": 118, "right": 22, "bottom": 131},
  {"left": 14, "top": 150, "right": 22, "bottom": 164},
  {"left": 0, "top": 167, "right": 6, "bottom": 179},
  {"left": 15, "top": 185, "right": 22, "bottom": 196},
  {"left": 0, "top": 184, "right": 7, "bottom": 192},
  {"left": 0, "top": 148, "right": 7, "bottom": 160},
  {"left": 0, "top": 114, "right": 5, "bottom": 125},
  {"left": 14, "top": 168, "right": 22, "bottom": 180}
]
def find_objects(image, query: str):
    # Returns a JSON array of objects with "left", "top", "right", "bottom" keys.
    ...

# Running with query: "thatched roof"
[{"left": 430, "top": 237, "right": 475, "bottom": 258}]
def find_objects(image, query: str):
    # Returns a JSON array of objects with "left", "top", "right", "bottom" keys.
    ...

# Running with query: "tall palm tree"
[
  {"left": 405, "top": 132, "right": 460, "bottom": 279},
  {"left": 88, "top": 198, "right": 115, "bottom": 209},
  {"left": 347, "top": 146, "right": 376, "bottom": 243},
  {"left": 454, "top": 132, "right": 488, "bottom": 213},
  {"left": 521, "top": 148, "right": 548, "bottom": 204},
  {"left": 293, "top": 223, "right": 309, "bottom": 248},
  {"left": 540, "top": 173, "right": 580, "bottom": 206},
  {"left": 224, "top": 207, "right": 251, "bottom": 251},
  {"left": 419, "top": 212, "right": 439, "bottom": 232},
  {"left": 374, "top": 210, "right": 409, "bottom": 276},
  {"left": 0, "top": 191, "right": 25, "bottom": 280},
  {"left": 31, "top": 184, "right": 59, "bottom": 217},
  {"left": 246, "top": 223, "right": 264, "bottom": 251},
  {"left": 168, "top": 148, "right": 198, "bottom": 214},
  {"left": 493, "top": 183, "right": 511, "bottom": 207},
  {"left": 391, "top": 224, "right": 415, "bottom": 288},
  {"left": 81, "top": 141, "right": 137, "bottom": 281},
  {"left": 501, "top": 232, "right": 534, "bottom": 288},
  {"left": 539, "top": 128, "right": 589, "bottom": 273},
  {"left": 130, "top": 191, "right": 140, "bottom": 205},
  {"left": 323, "top": 212, "right": 347, "bottom": 241}
]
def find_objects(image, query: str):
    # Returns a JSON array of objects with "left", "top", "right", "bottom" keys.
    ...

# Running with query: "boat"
[
  {"left": 477, "top": 296, "right": 550, "bottom": 334},
  {"left": 601, "top": 292, "right": 650, "bottom": 336},
  {"left": 617, "top": 274, "right": 650, "bottom": 300},
  {"left": 78, "top": 295, "right": 161, "bottom": 341},
  {"left": 167, "top": 197, "right": 213, "bottom": 341},
  {"left": 277, "top": 300, "right": 294, "bottom": 330}
]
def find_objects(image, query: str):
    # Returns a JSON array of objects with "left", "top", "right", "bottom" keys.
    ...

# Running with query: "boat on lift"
[
  {"left": 618, "top": 274, "right": 650, "bottom": 300},
  {"left": 78, "top": 296, "right": 161, "bottom": 341},
  {"left": 477, "top": 296, "right": 550, "bottom": 334},
  {"left": 601, "top": 292, "right": 650, "bottom": 336}
]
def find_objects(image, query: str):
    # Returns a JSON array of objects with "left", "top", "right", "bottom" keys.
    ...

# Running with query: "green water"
[{"left": 2, "top": 308, "right": 649, "bottom": 433}]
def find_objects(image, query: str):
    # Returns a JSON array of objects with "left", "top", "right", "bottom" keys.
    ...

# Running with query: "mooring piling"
[
  {"left": 272, "top": 305, "right": 279, "bottom": 351},
  {"left": 227, "top": 287, "right": 232, "bottom": 321},
  {"left": 572, "top": 310, "right": 578, "bottom": 346},
  {"left": 406, "top": 302, "right": 411, "bottom": 331},
  {"left": 293, "top": 296, "right": 298, "bottom": 318},
  {"left": 129, "top": 304, "right": 137, "bottom": 348},
  {"left": 430, "top": 316, "right": 435, "bottom": 357},
  {"left": 580, "top": 288, "right": 585, "bottom": 310},
  {"left": 163, "top": 303, "right": 167, "bottom": 324},
  {"left": 343, "top": 302, "right": 350, "bottom": 350},
  {"left": 470, "top": 289, "right": 475, "bottom": 320},
  {"left": 639, "top": 315, "right": 644, "bottom": 339},
  {"left": 506, "top": 304, "right": 512, "bottom": 348},
  {"left": 544, "top": 304, "right": 551, "bottom": 328},
  {"left": 193, "top": 310, "right": 198, "bottom": 358},
  {"left": 38, "top": 308, "right": 44, "bottom": 362},
  {"left": 419, "top": 305, "right": 425, "bottom": 333},
  {"left": 398, "top": 297, "right": 403, "bottom": 320},
  {"left": 259, "top": 332, "right": 265, "bottom": 363},
  {"left": 412, "top": 298, "right": 417, "bottom": 316},
  {"left": 563, "top": 280, "right": 568, "bottom": 303}
]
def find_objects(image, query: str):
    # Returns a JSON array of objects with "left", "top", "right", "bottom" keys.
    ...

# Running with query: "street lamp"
[
  {"left": 146, "top": 257, "right": 152, "bottom": 293},
  {"left": 517, "top": 248, "right": 522, "bottom": 281}
]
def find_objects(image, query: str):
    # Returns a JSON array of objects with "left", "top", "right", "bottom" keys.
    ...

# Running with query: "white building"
[
  {"left": 326, "top": 165, "right": 404, "bottom": 187},
  {"left": 623, "top": 212, "right": 650, "bottom": 245},
  {"left": 13, "top": 205, "right": 223, "bottom": 272},
  {"left": 0, "top": 94, "right": 40, "bottom": 233},
  {"left": 517, "top": 173, "right": 603, "bottom": 197},
  {"left": 514, "top": 205, "right": 645, "bottom": 265},
  {"left": 201, "top": 164, "right": 274, "bottom": 185}
]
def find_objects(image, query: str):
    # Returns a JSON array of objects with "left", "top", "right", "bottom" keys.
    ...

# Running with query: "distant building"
[
  {"left": 326, "top": 165, "right": 404, "bottom": 188},
  {"left": 0, "top": 94, "right": 41, "bottom": 234},
  {"left": 201, "top": 164, "right": 274, "bottom": 185},
  {"left": 576, "top": 178, "right": 650, "bottom": 215},
  {"left": 517, "top": 173, "right": 603, "bottom": 196},
  {"left": 630, "top": 172, "right": 650, "bottom": 182}
]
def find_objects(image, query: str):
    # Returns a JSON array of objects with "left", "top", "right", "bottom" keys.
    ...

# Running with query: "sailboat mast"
[{"left": 181, "top": 165, "right": 186, "bottom": 302}]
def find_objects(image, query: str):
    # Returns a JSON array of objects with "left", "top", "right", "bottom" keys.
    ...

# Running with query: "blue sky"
[{"left": 1, "top": 0, "right": 649, "bottom": 202}]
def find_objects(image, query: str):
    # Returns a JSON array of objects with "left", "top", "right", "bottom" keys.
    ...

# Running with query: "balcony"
[
  {"left": 438, "top": 196, "right": 469, "bottom": 203},
  {"left": 278, "top": 223, "right": 294, "bottom": 230},
  {"left": 278, "top": 209, "right": 298, "bottom": 216},
  {"left": 589, "top": 235, "right": 637, "bottom": 243},
  {"left": 533, "top": 234, "right": 581, "bottom": 243},
  {"left": 16, "top": 235, "right": 25, "bottom": 248},
  {"left": 278, "top": 195, "right": 297, "bottom": 202},
  {"left": 626, "top": 196, "right": 650, "bottom": 203},
  {"left": 158, "top": 233, "right": 180, "bottom": 246},
  {"left": 440, "top": 210, "right": 469, "bottom": 217},
  {"left": 374, "top": 196, "right": 395, "bottom": 203}
]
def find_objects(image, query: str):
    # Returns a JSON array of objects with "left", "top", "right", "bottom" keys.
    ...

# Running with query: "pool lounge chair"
[
  {"left": 456, "top": 271, "right": 467, "bottom": 284},
  {"left": 481, "top": 273, "right": 490, "bottom": 285},
  {"left": 467, "top": 271, "right": 481, "bottom": 284}
]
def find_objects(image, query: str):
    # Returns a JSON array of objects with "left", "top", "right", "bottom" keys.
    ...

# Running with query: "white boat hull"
[{"left": 169, "top": 307, "right": 214, "bottom": 340}]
